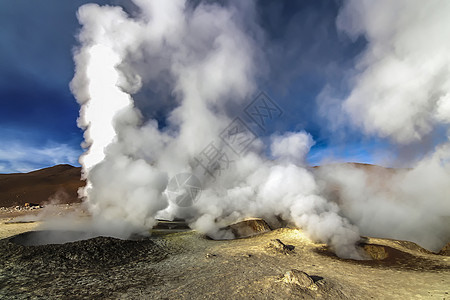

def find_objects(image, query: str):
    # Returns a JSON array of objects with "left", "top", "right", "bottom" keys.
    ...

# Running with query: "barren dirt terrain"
[
  {"left": 0, "top": 165, "right": 449, "bottom": 299},
  {"left": 0, "top": 207, "right": 449, "bottom": 299}
]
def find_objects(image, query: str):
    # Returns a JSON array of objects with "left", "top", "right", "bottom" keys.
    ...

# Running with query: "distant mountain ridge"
[
  {"left": 0, "top": 164, "right": 85, "bottom": 207},
  {"left": 0, "top": 162, "right": 394, "bottom": 208}
]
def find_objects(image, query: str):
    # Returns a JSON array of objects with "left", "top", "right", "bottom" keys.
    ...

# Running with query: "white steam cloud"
[
  {"left": 70, "top": 0, "right": 362, "bottom": 259},
  {"left": 318, "top": 0, "right": 450, "bottom": 252},
  {"left": 69, "top": 0, "right": 450, "bottom": 258},
  {"left": 337, "top": 0, "right": 450, "bottom": 143}
]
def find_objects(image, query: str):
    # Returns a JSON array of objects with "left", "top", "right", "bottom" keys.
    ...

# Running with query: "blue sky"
[{"left": 0, "top": 0, "right": 381, "bottom": 173}]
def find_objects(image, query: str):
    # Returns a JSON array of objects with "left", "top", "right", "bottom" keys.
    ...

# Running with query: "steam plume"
[
  {"left": 337, "top": 0, "right": 450, "bottom": 143},
  {"left": 71, "top": 0, "right": 362, "bottom": 258},
  {"left": 70, "top": 0, "right": 449, "bottom": 258},
  {"left": 317, "top": 0, "right": 450, "bottom": 251}
]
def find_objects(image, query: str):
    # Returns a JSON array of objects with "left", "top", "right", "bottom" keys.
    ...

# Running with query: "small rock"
[
  {"left": 282, "top": 269, "right": 318, "bottom": 290},
  {"left": 268, "top": 239, "right": 295, "bottom": 254},
  {"left": 205, "top": 253, "right": 217, "bottom": 258},
  {"left": 227, "top": 218, "right": 272, "bottom": 239},
  {"left": 207, "top": 218, "right": 272, "bottom": 240}
]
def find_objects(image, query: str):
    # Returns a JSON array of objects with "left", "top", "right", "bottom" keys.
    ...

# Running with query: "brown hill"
[
  {"left": 0, "top": 164, "right": 84, "bottom": 207},
  {"left": 0, "top": 162, "right": 390, "bottom": 208}
]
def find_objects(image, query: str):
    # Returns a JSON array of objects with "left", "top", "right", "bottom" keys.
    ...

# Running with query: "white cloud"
[{"left": 0, "top": 142, "right": 81, "bottom": 173}]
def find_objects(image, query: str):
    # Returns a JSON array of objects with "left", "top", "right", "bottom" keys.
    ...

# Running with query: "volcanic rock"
[
  {"left": 363, "top": 244, "right": 389, "bottom": 260},
  {"left": 439, "top": 242, "right": 450, "bottom": 256},
  {"left": 226, "top": 218, "right": 271, "bottom": 239},
  {"left": 282, "top": 269, "right": 318, "bottom": 290},
  {"left": 268, "top": 238, "right": 295, "bottom": 254}
]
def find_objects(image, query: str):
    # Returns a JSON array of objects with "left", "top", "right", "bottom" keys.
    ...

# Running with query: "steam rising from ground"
[
  {"left": 69, "top": 0, "right": 362, "bottom": 259},
  {"left": 337, "top": 0, "right": 450, "bottom": 143},
  {"left": 326, "top": 0, "right": 450, "bottom": 251},
  {"left": 69, "top": 0, "right": 449, "bottom": 258}
]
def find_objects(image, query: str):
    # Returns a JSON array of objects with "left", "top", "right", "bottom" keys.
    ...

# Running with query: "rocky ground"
[{"left": 0, "top": 207, "right": 449, "bottom": 299}]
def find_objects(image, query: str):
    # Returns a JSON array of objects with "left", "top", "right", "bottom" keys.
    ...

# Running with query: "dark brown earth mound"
[
  {"left": 10, "top": 230, "right": 104, "bottom": 246},
  {"left": 0, "top": 164, "right": 84, "bottom": 207},
  {"left": 0, "top": 232, "right": 167, "bottom": 298}
]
